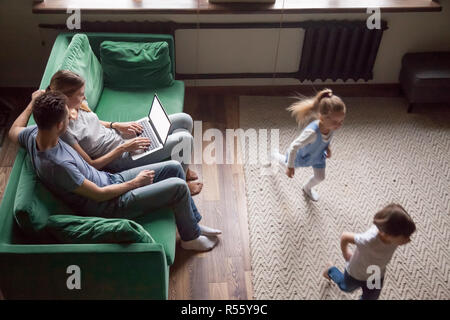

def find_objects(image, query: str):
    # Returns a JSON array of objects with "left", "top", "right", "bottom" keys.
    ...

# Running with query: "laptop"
[{"left": 131, "top": 94, "right": 172, "bottom": 160}]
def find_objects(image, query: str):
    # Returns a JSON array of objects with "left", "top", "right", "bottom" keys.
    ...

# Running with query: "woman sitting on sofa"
[{"left": 47, "top": 70, "right": 203, "bottom": 195}]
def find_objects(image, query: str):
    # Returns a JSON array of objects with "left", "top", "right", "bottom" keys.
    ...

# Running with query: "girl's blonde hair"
[
  {"left": 287, "top": 89, "right": 346, "bottom": 127},
  {"left": 47, "top": 70, "right": 91, "bottom": 112}
]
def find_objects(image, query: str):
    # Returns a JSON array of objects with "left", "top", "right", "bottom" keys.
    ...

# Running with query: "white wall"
[{"left": 1, "top": 0, "right": 450, "bottom": 87}]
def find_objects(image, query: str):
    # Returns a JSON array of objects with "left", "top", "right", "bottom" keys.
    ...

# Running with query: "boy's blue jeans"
[
  {"left": 328, "top": 267, "right": 384, "bottom": 300},
  {"left": 106, "top": 160, "right": 202, "bottom": 241}
]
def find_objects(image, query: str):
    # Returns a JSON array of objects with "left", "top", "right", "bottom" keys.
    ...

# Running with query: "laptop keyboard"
[{"left": 138, "top": 120, "right": 160, "bottom": 151}]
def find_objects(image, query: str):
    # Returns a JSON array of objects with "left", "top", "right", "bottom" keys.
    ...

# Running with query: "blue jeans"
[
  {"left": 328, "top": 267, "right": 384, "bottom": 300},
  {"left": 104, "top": 160, "right": 201, "bottom": 241}
]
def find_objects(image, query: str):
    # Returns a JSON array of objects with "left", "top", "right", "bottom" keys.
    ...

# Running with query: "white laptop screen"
[{"left": 149, "top": 96, "right": 171, "bottom": 143}]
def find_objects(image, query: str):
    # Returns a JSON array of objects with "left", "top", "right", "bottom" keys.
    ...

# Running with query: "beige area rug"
[{"left": 239, "top": 96, "right": 450, "bottom": 300}]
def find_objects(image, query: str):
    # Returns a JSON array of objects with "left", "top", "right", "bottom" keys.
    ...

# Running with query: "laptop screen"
[{"left": 149, "top": 95, "right": 171, "bottom": 143}]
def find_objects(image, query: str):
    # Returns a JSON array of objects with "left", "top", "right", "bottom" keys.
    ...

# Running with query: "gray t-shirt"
[
  {"left": 61, "top": 108, "right": 124, "bottom": 159},
  {"left": 346, "top": 225, "right": 398, "bottom": 281},
  {"left": 18, "top": 125, "right": 114, "bottom": 214}
]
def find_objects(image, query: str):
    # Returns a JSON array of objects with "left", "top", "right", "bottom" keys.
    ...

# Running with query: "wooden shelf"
[{"left": 32, "top": 0, "right": 442, "bottom": 14}]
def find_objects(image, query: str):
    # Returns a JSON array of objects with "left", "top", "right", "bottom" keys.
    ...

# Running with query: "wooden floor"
[
  {"left": 169, "top": 93, "right": 253, "bottom": 300},
  {"left": 0, "top": 90, "right": 253, "bottom": 300}
]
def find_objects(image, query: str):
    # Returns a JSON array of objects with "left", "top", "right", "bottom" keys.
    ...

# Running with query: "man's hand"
[
  {"left": 114, "top": 122, "right": 143, "bottom": 136},
  {"left": 8, "top": 89, "right": 44, "bottom": 144},
  {"left": 286, "top": 167, "right": 295, "bottom": 178},
  {"left": 120, "top": 137, "right": 151, "bottom": 153},
  {"left": 23, "top": 89, "right": 44, "bottom": 112},
  {"left": 326, "top": 147, "right": 332, "bottom": 158},
  {"left": 133, "top": 170, "right": 155, "bottom": 188},
  {"left": 31, "top": 89, "right": 45, "bottom": 102}
]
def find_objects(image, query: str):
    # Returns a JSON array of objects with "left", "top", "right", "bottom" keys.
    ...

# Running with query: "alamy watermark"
[
  {"left": 367, "top": 8, "right": 381, "bottom": 30},
  {"left": 66, "top": 265, "right": 81, "bottom": 290},
  {"left": 366, "top": 265, "right": 382, "bottom": 289},
  {"left": 170, "top": 121, "right": 280, "bottom": 172},
  {"left": 66, "top": 8, "right": 81, "bottom": 30}
]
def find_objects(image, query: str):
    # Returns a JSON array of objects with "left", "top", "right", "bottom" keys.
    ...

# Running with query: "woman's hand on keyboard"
[
  {"left": 114, "top": 122, "right": 144, "bottom": 136},
  {"left": 120, "top": 137, "right": 151, "bottom": 153}
]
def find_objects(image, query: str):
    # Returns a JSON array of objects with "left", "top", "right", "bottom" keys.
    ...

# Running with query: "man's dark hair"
[
  {"left": 33, "top": 91, "right": 68, "bottom": 130},
  {"left": 373, "top": 203, "right": 416, "bottom": 238}
]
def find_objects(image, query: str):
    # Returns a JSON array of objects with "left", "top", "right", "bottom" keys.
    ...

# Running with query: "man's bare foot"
[
  {"left": 188, "top": 181, "right": 203, "bottom": 196},
  {"left": 186, "top": 168, "right": 199, "bottom": 181}
]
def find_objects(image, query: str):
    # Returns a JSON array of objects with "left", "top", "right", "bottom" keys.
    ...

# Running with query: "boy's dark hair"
[
  {"left": 373, "top": 203, "right": 416, "bottom": 237},
  {"left": 33, "top": 91, "right": 68, "bottom": 130}
]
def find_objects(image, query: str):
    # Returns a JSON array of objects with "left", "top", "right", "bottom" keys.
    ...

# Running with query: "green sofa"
[{"left": 0, "top": 33, "right": 185, "bottom": 299}]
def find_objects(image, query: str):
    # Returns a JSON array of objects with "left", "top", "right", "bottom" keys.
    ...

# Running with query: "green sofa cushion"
[
  {"left": 59, "top": 34, "right": 104, "bottom": 110},
  {"left": 13, "top": 156, "right": 74, "bottom": 237},
  {"left": 46, "top": 215, "right": 155, "bottom": 244},
  {"left": 100, "top": 41, "right": 174, "bottom": 89},
  {"left": 93, "top": 82, "right": 185, "bottom": 123}
]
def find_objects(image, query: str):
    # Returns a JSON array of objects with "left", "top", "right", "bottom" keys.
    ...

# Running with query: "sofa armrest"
[
  {"left": 0, "top": 149, "right": 26, "bottom": 244},
  {"left": 0, "top": 243, "right": 169, "bottom": 299}
]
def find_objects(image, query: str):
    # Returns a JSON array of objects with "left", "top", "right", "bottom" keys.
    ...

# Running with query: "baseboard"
[
  {"left": 0, "top": 84, "right": 402, "bottom": 99},
  {"left": 185, "top": 83, "right": 402, "bottom": 97}
]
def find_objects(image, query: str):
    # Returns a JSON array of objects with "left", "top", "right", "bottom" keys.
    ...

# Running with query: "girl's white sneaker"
[{"left": 302, "top": 184, "right": 320, "bottom": 201}]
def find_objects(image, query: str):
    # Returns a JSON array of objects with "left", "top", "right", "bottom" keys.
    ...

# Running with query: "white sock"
[
  {"left": 181, "top": 235, "right": 218, "bottom": 252},
  {"left": 302, "top": 168, "right": 325, "bottom": 201},
  {"left": 199, "top": 225, "right": 222, "bottom": 236}
]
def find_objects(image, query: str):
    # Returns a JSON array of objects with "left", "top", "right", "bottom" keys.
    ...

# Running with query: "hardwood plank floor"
[
  {"left": 0, "top": 90, "right": 253, "bottom": 300},
  {"left": 169, "top": 92, "right": 252, "bottom": 299},
  {"left": 209, "top": 282, "right": 229, "bottom": 300},
  {"left": 0, "top": 168, "right": 12, "bottom": 203},
  {"left": 0, "top": 138, "right": 18, "bottom": 168}
]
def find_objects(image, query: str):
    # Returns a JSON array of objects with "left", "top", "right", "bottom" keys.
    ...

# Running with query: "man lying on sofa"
[{"left": 8, "top": 90, "right": 221, "bottom": 251}]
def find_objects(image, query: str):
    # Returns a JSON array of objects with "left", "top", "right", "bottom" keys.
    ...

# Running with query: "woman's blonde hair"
[
  {"left": 287, "top": 89, "right": 346, "bottom": 127},
  {"left": 47, "top": 70, "right": 91, "bottom": 112}
]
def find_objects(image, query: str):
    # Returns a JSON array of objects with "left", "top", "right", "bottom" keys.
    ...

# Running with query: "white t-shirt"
[{"left": 346, "top": 225, "right": 398, "bottom": 281}]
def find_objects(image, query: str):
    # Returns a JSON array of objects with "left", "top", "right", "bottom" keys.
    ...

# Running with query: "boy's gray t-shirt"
[
  {"left": 61, "top": 108, "right": 124, "bottom": 159},
  {"left": 346, "top": 225, "right": 398, "bottom": 281},
  {"left": 18, "top": 125, "right": 114, "bottom": 213}
]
